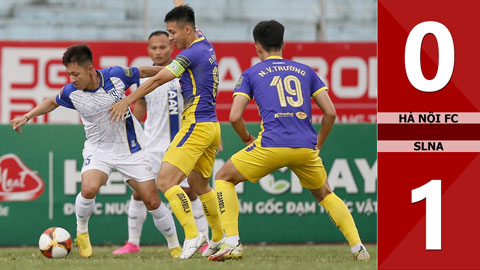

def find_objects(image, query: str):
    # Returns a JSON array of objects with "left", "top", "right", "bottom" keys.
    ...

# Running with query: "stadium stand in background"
[{"left": 0, "top": 0, "right": 376, "bottom": 41}]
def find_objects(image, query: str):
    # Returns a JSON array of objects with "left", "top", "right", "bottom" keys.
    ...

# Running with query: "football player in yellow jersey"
[
  {"left": 110, "top": 1, "right": 224, "bottom": 259},
  {"left": 209, "top": 20, "right": 371, "bottom": 262}
]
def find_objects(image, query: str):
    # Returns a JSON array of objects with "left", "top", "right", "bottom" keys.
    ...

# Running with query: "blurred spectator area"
[{"left": 0, "top": 0, "right": 376, "bottom": 41}]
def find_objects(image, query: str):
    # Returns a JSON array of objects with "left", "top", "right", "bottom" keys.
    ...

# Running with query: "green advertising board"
[{"left": 0, "top": 123, "right": 376, "bottom": 246}]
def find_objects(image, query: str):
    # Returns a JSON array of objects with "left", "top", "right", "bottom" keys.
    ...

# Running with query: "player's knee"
[
  {"left": 183, "top": 187, "right": 198, "bottom": 200},
  {"left": 132, "top": 190, "right": 142, "bottom": 201},
  {"left": 311, "top": 185, "right": 332, "bottom": 202},
  {"left": 157, "top": 178, "right": 175, "bottom": 193},
  {"left": 214, "top": 168, "right": 226, "bottom": 180},
  {"left": 215, "top": 167, "right": 233, "bottom": 182},
  {"left": 319, "top": 188, "right": 332, "bottom": 201},
  {"left": 81, "top": 184, "right": 99, "bottom": 199},
  {"left": 142, "top": 193, "right": 161, "bottom": 210}
]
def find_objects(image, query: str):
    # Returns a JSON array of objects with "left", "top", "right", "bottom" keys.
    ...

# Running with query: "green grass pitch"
[{"left": 0, "top": 244, "right": 376, "bottom": 270}]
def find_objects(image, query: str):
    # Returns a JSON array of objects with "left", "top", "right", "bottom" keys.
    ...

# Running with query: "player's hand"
[
  {"left": 109, "top": 99, "right": 130, "bottom": 122},
  {"left": 216, "top": 139, "right": 223, "bottom": 155},
  {"left": 244, "top": 135, "right": 256, "bottom": 146},
  {"left": 11, "top": 115, "right": 29, "bottom": 134}
]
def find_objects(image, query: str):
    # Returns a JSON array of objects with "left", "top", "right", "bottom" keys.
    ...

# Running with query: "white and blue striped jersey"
[
  {"left": 56, "top": 66, "right": 145, "bottom": 156},
  {"left": 139, "top": 76, "right": 183, "bottom": 152}
]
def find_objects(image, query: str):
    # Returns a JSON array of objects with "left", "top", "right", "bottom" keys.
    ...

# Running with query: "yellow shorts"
[
  {"left": 163, "top": 121, "right": 220, "bottom": 178},
  {"left": 231, "top": 140, "right": 327, "bottom": 189}
]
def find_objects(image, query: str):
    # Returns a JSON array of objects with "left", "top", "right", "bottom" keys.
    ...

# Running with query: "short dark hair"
[
  {"left": 164, "top": 5, "right": 195, "bottom": 27},
  {"left": 62, "top": 44, "right": 93, "bottom": 66},
  {"left": 148, "top": 30, "right": 169, "bottom": 40},
  {"left": 253, "top": 20, "right": 285, "bottom": 52}
]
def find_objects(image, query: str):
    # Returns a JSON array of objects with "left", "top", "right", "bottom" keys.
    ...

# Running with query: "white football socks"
[
  {"left": 191, "top": 197, "right": 209, "bottom": 239},
  {"left": 149, "top": 203, "right": 180, "bottom": 249},
  {"left": 226, "top": 236, "right": 240, "bottom": 246},
  {"left": 75, "top": 193, "right": 95, "bottom": 234},
  {"left": 351, "top": 243, "right": 367, "bottom": 253},
  {"left": 127, "top": 196, "right": 147, "bottom": 246}
]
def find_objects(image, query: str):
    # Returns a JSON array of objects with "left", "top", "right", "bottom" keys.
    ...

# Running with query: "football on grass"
[{"left": 38, "top": 227, "right": 72, "bottom": 258}]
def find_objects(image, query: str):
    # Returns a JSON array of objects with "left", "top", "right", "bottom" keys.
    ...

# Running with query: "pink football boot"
[{"left": 112, "top": 242, "right": 140, "bottom": 254}]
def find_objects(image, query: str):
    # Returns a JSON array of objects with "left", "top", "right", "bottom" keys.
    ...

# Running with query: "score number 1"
[
  {"left": 406, "top": 21, "right": 452, "bottom": 250},
  {"left": 411, "top": 180, "right": 442, "bottom": 250}
]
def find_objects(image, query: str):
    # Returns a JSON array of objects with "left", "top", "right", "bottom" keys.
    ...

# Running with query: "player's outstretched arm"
[
  {"left": 133, "top": 99, "right": 147, "bottom": 122},
  {"left": 138, "top": 66, "right": 163, "bottom": 78},
  {"left": 313, "top": 91, "right": 336, "bottom": 150},
  {"left": 174, "top": 0, "right": 186, "bottom": 7},
  {"left": 109, "top": 68, "right": 176, "bottom": 121},
  {"left": 230, "top": 95, "right": 256, "bottom": 145},
  {"left": 11, "top": 96, "right": 59, "bottom": 134}
]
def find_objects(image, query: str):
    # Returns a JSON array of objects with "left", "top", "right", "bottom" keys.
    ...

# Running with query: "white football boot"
[{"left": 179, "top": 233, "right": 207, "bottom": 259}]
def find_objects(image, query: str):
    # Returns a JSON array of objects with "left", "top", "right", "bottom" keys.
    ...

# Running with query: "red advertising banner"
[
  {"left": 0, "top": 41, "right": 376, "bottom": 123},
  {"left": 378, "top": 0, "right": 480, "bottom": 269}
]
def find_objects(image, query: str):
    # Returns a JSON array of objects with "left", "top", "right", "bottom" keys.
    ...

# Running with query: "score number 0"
[{"left": 405, "top": 21, "right": 455, "bottom": 250}]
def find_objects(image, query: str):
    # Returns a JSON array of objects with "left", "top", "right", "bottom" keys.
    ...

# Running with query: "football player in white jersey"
[
  {"left": 10, "top": 44, "right": 181, "bottom": 258},
  {"left": 112, "top": 30, "right": 210, "bottom": 255}
]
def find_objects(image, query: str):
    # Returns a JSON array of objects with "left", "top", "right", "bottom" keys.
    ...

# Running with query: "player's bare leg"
[
  {"left": 310, "top": 183, "right": 370, "bottom": 261},
  {"left": 128, "top": 179, "right": 181, "bottom": 258},
  {"left": 75, "top": 169, "right": 108, "bottom": 258},
  {"left": 157, "top": 162, "right": 206, "bottom": 259},
  {"left": 188, "top": 170, "right": 224, "bottom": 256},
  {"left": 209, "top": 159, "right": 246, "bottom": 261}
]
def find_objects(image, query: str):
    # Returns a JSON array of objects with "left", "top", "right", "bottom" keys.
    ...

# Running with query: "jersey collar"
[
  {"left": 97, "top": 70, "right": 105, "bottom": 88},
  {"left": 188, "top": 36, "right": 205, "bottom": 48},
  {"left": 265, "top": 56, "right": 283, "bottom": 60}
]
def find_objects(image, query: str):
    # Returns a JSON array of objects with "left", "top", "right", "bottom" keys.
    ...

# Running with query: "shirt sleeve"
[
  {"left": 109, "top": 66, "right": 140, "bottom": 88},
  {"left": 165, "top": 49, "right": 194, "bottom": 78},
  {"left": 233, "top": 72, "right": 252, "bottom": 101},
  {"left": 55, "top": 86, "right": 75, "bottom": 109},
  {"left": 310, "top": 69, "right": 328, "bottom": 98}
]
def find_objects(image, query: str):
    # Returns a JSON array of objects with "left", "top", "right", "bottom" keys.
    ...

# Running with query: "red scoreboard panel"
[{"left": 378, "top": 1, "right": 480, "bottom": 269}]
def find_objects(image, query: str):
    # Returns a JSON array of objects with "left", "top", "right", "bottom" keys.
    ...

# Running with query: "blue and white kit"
[{"left": 56, "top": 66, "right": 154, "bottom": 182}]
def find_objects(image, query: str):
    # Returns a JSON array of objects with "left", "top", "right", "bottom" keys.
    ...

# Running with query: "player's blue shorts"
[{"left": 231, "top": 139, "right": 327, "bottom": 189}]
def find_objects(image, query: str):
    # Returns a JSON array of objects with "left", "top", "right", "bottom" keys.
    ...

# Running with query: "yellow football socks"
[
  {"left": 320, "top": 192, "right": 361, "bottom": 247},
  {"left": 215, "top": 180, "right": 239, "bottom": 237},
  {"left": 164, "top": 185, "right": 198, "bottom": 239},
  {"left": 199, "top": 190, "right": 224, "bottom": 242}
]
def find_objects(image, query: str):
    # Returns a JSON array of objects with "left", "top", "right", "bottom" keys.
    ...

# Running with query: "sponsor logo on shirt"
[
  {"left": 109, "top": 89, "right": 131, "bottom": 119},
  {"left": 296, "top": 112, "right": 307, "bottom": 119},
  {"left": 122, "top": 66, "right": 133, "bottom": 77},
  {"left": 234, "top": 76, "right": 243, "bottom": 89},
  {"left": 274, "top": 112, "right": 294, "bottom": 118},
  {"left": 109, "top": 89, "right": 122, "bottom": 102}
]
